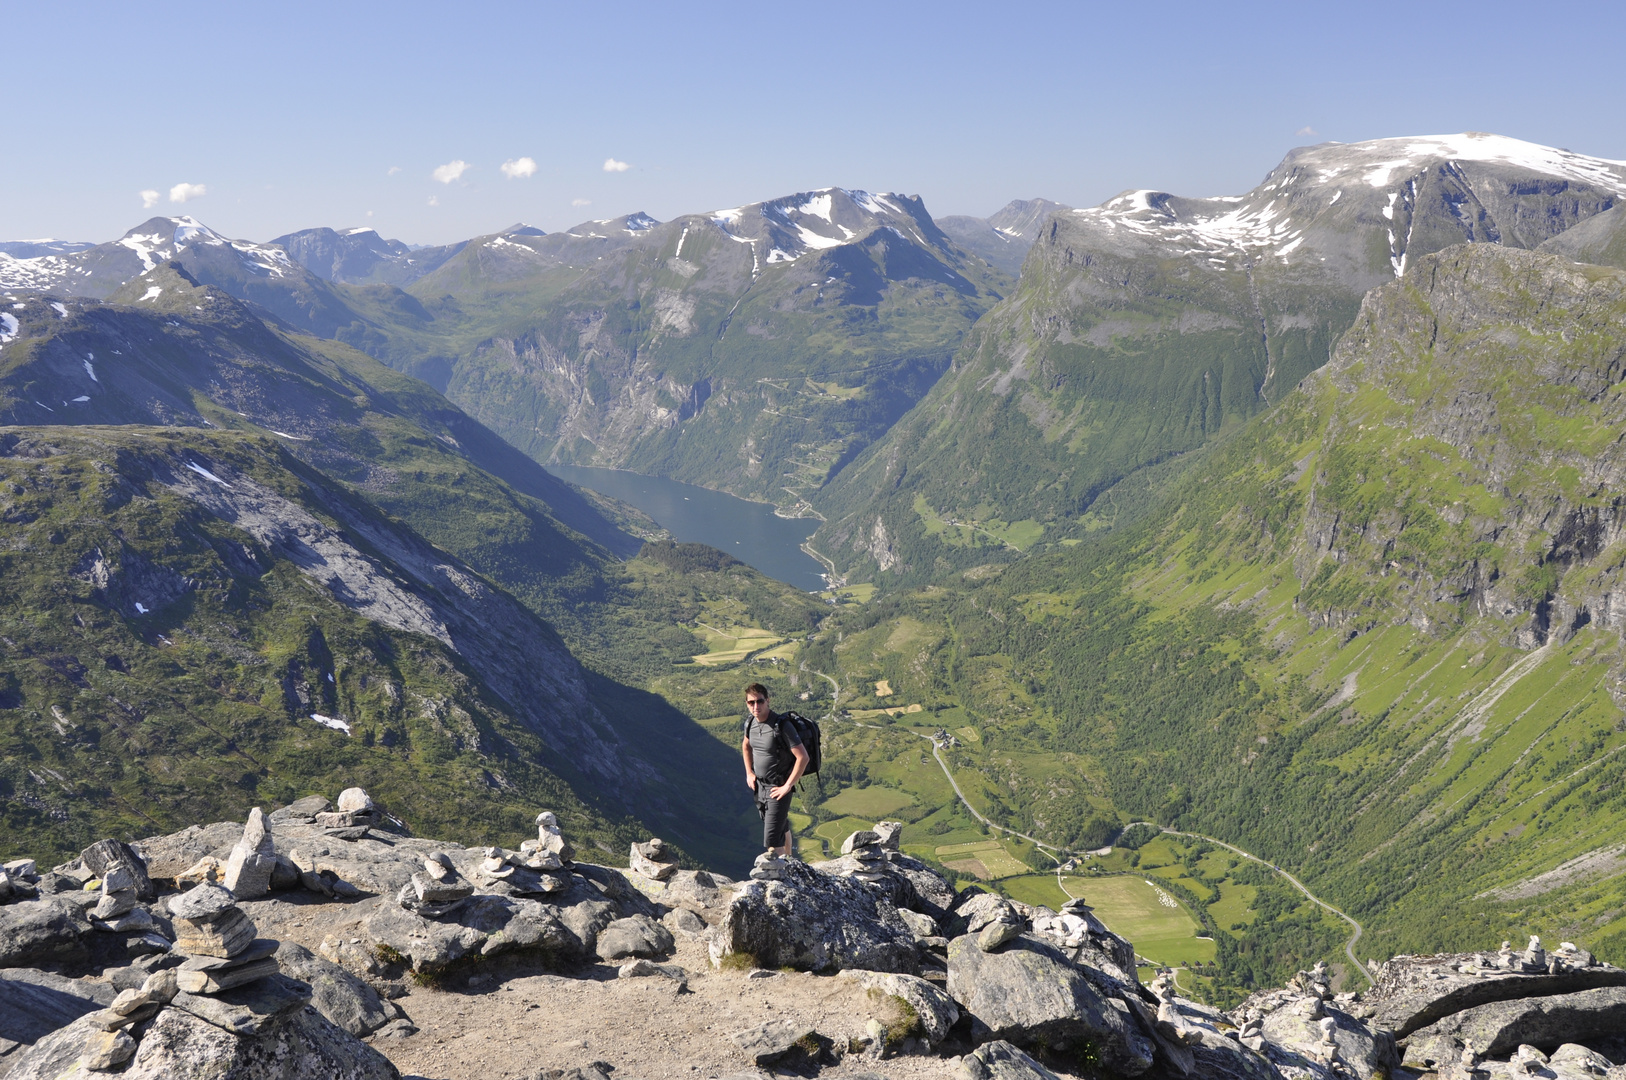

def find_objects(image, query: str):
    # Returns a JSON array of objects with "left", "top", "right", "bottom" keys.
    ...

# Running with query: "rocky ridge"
[{"left": 6, "top": 799, "right": 1626, "bottom": 1079}]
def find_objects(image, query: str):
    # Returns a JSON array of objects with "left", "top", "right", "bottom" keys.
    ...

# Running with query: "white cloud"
[
  {"left": 1296, "top": 125, "right": 1318, "bottom": 137},
  {"left": 427, "top": 195, "right": 439, "bottom": 207},
  {"left": 387, "top": 165, "right": 402, "bottom": 176},
  {"left": 572, "top": 198, "right": 591, "bottom": 207},
  {"left": 140, "top": 190, "right": 160, "bottom": 209},
  {"left": 501, "top": 157, "right": 538, "bottom": 179},
  {"left": 602, "top": 158, "right": 630, "bottom": 173},
  {"left": 169, "top": 182, "right": 207, "bottom": 204},
  {"left": 432, "top": 160, "right": 470, "bottom": 184}
]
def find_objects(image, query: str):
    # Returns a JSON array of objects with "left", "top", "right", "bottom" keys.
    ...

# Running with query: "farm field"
[
  {"left": 935, "top": 839, "right": 1030, "bottom": 880},
  {"left": 1082, "top": 875, "right": 1216, "bottom": 967},
  {"left": 823, "top": 785, "right": 916, "bottom": 818},
  {"left": 690, "top": 623, "right": 785, "bottom": 666}
]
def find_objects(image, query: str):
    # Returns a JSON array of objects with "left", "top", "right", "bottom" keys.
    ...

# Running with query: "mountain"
[
  {"left": 1540, "top": 203, "right": 1626, "bottom": 269},
  {"left": 793, "top": 242, "right": 1626, "bottom": 997},
  {"left": 0, "top": 239, "right": 94, "bottom": 259},
  {"left": 810, "top": 134, "right": 1626, "bottom": 582},
  {"left": 270, "top": 225, "right": 466, "bottom": 285},
  {"left": 0, "top": 263, "right": 803, "bottom": 869},
  {"left": 363, "top": 189, "right": 1013, "bottom": 511},
  {"left": 937, "top": 198, "right": 1071, "bottom": 276}
]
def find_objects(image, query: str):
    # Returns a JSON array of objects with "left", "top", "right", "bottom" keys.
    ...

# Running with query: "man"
[{"left": 741, "top": 682, "right": 809, "bottom": 861}]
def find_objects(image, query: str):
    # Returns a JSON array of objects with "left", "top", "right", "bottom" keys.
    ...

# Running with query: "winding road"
[{"left": 804, "top": 665, "right": 1371, "bottom": 985}]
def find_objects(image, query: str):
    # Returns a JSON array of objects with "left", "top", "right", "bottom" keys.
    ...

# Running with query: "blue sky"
[{"left": 8, "top": 0, "right": 1625, "bottom": 245}]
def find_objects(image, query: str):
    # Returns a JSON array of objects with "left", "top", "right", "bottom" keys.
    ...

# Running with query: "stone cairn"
[
  {"left": 222, "top": 807, "right": 277, "bottom": 901},
  {"left": 314, "top": 786, "right": 381, "bottom": 839},
  {"left": 400, "top": 851, "right": 475, "bottom": 916},
  {"left": 83, "top": 840, "right": 162, "bottom": 941},
  {"left": 523, "top": 810, "right": 573, "bottom": 868},
  {"left": 958, "top": 890, "right": 1026, "bottom": 952},
  {"left": 68, "top": 878, "right": 300, "bottom": 1072},
  {"left": 630, "top": 838, "right": 679, "bottom": 881}
]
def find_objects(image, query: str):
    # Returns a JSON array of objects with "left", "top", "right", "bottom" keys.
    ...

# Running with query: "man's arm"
[
  {"left": 742, "top": 735, "right": 757, "bottom": 791},
  {"left": 770, "top": 743, "right": 810, "bottom": 801}
]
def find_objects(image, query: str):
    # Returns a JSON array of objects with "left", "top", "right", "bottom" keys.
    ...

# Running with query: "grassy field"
[
  {"left": 1083, "top": 876, "right": 1216, "bottom": 966},
  {"left": 935, "top": 839, "right": 1031, "bottom": 879},
  {"left": 690, "top": 622, "right": 785, "bottom": 666},
  {"left": 821, "top": 582, "right": 876, "bottom": 604},
  {"left": 824, "top": 785, "right": 916, "bottom": 818}
]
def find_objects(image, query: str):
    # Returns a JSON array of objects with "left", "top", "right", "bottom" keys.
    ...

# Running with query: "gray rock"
[
  {"left": 595, "top": 914, "right": 674, "bottom": 960},
  {"left": 662, "top": 907, "right": 706, "bottom": 936},
  {"left": 897, "top": 907, "right": 937, "bottom": 938},
  {"left": 979, "top": 920, "right": 1024, "bottom": 952},
  {"left": 336, "top": 787, "right": 375, "bottom": 812},
  {"left": 629, "top": 839, "right": 678, "bottom": 881},
  {"left": 168, "top": 882, "right": 236, "bottom": 921},
  {"left": 842, "top": 830, "right": 881, "bottom": 854},
  {"left": 1259, "top": 1002, "right": 1398, "bottom": 1079},
  {"left": 267, "top": 796, "right": 331, "bottom": 825},
  {"left": 5, "top": 997, "right": 401, "bottom": 1079},
  {"left": 80, "top": 839, "right": 155, "bottom": 902},
  {"left": 730, "top": 1019, "right": 816, "bottom": 1065},
  {"left": 709, "top": 860, "right": 920, "bottom": 974},
  {"left": 0, "top": 897, "right": 93, "bottom": 969},
  {"left": 0, "top": 966, "right": 116, "bottom": 1045},
  {"left": 1364, "top": 953, "right": 1626, "bottom": 1037},
  {"left": 274, "top": 940, "right": 396, "bottom": 1037},
  {"left": 133, "top": 822, "right": 244, "bottom": 882},
  {"left": 170, "top": 972, "right": 313, "bottom": 1035},
  {"left": 223, "top": 808, "right": 277, "bottom": 900},
  {"left": 1405, "top": 984, "right": 1626, "bottom": 1067},
  {"left": 838, "top": 969, "right": 961, "bottom": 1044},
  {"left": 960, "top": 1040, "right": 1065, "bottom": 1080},
  {"left": 874, "top": 821, "right": 904, "bottom": 851},
  {"left": 363, "top": 893, "right": 575, "bottom": 971},
  {"left": 175, "top": 956, "right": 281, "bottom": 994},
  {"left": 946, "top": 932, "right": 1155, "bottom": 1074}
]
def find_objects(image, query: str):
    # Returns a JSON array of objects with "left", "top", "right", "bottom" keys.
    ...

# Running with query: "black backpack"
[{"left": 744, "top": 710, "right": 822, "bottom": 777}]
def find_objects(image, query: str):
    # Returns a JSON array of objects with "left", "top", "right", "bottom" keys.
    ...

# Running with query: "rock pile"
[
  {"left": 523, "top": 810, "right": 573, "bottom": 867},
  {"left": 314, "top": 786, "right": 382, "bottom": 839},
  {"left": 400, "top": 851, "right": 476, "bottom": 916},
  {"left": 629, "top": 837, "right": 678, "bottom": 881},
  {"left": 221, "top": 808, "right": 277, "bottom": 901}
]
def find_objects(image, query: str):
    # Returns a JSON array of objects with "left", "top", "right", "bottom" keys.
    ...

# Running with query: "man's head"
[{"left": 745, "top": 682, "right": 770, "bottom": 718}]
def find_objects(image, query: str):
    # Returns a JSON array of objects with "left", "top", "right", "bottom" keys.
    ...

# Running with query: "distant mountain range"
[{"left": 937, "top": 198, "right": 1071, "bottom": 275}]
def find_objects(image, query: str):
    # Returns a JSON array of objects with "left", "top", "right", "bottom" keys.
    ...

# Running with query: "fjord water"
[{"left": 545, "top": 465, "right": 826, "bottom": 591}]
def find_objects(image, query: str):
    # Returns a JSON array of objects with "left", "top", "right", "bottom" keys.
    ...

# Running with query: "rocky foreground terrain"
[{"left": 3, "top": 793, "right": 1625, "bottom": 1080}]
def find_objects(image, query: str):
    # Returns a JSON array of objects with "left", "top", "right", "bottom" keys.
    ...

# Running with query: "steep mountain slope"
[
  {"left": 812, "top": 134, "right": 1626, "bottom": 581},
  {"left": 362, "top": 189, "right": 1012, "bottom": 511},
  {"left": 0, "top": 425, "right": 646, "bottom": 863},
  {"left": 800, "top": 243, "right": 1626, "bottom": 992},
  {"left": 1541, "top": 204, "right": 1626, "bottom": 270},
  {"left": 0, "top": 266, "right": 788, "bottom": 868},
  {"left": 937, "top": 197, "right": 1071, "bottom": 276}
]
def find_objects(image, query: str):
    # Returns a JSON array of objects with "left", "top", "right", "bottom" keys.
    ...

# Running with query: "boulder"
[
  {"left": 80, "top": 839, "right": 156, "bottom": 901},
  {"left": 1363, "top": 952, "right": 1626, "bottom": 1037},
  {"left": 0, "top": 966, "right": 116, "bottom": 1045},
  {"left": 629, "top": 839, "right": 678, "bottom": 881},
  {"left": 709, "top": 860, "right": 920, "bottom": 974},
  {"left": 170, "top": 973, "right": 314, "bottom": 1036},
  {"left": 1259, "top": 1002, "right": 1398, "bottom": 1079},
  {"left": 946, "top": 932, "right": 1155, "bottom": 1075},
  {"left": 837, "top": 969, "right": 961, "bottom": 1045},
  {"left": 3, "top": 997, "right": 400, "bottom": 1079},
  {"left": 133, "top": 822, "right": 243, "bottom": 882},
  {"left": 1404, "top": 984, "right": 1626, "bottom": 1067},
  {"left": 363, "top": 893, "right": 576, "bottom": 971},
  {"left": 663, "top": 908, "right": 707, "bottom": 937},
  {"left": 274, "top": 940, "right": 398, "bottom": 1037},
  {"left": 267, "top": 795, "right": 332, "bottom": 825},
  {"left": 960, "top": 1040, "right": 1065, "bottom": 1080},
  {"left": 730, "top": 1019, "right": 817, "bottom": 1066},
  {"left": 222, "top": 809, "right": 277, "bottom": 900},
  {"left": 0, "top": 897, "right": 94, "bottom": 969},
  {"left": 873, "top": 821, "right": 905, "bottom": 851},
  {"left": 595, "top": 914, "right": 674, "bottom": 960}
]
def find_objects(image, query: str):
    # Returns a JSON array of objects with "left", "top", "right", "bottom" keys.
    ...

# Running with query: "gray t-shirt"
[{"left": 747, "top": 713, "right": 803, "bottom": 784}]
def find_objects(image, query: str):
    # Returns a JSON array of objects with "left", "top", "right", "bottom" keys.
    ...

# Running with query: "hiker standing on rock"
[{"left": 742, "top": 682, "right": 809, "bottom": 862}]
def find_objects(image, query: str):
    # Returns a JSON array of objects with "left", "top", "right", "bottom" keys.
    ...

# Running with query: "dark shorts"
[{"left": 755, "top": 779, "right": 793, "bottom": 847}]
